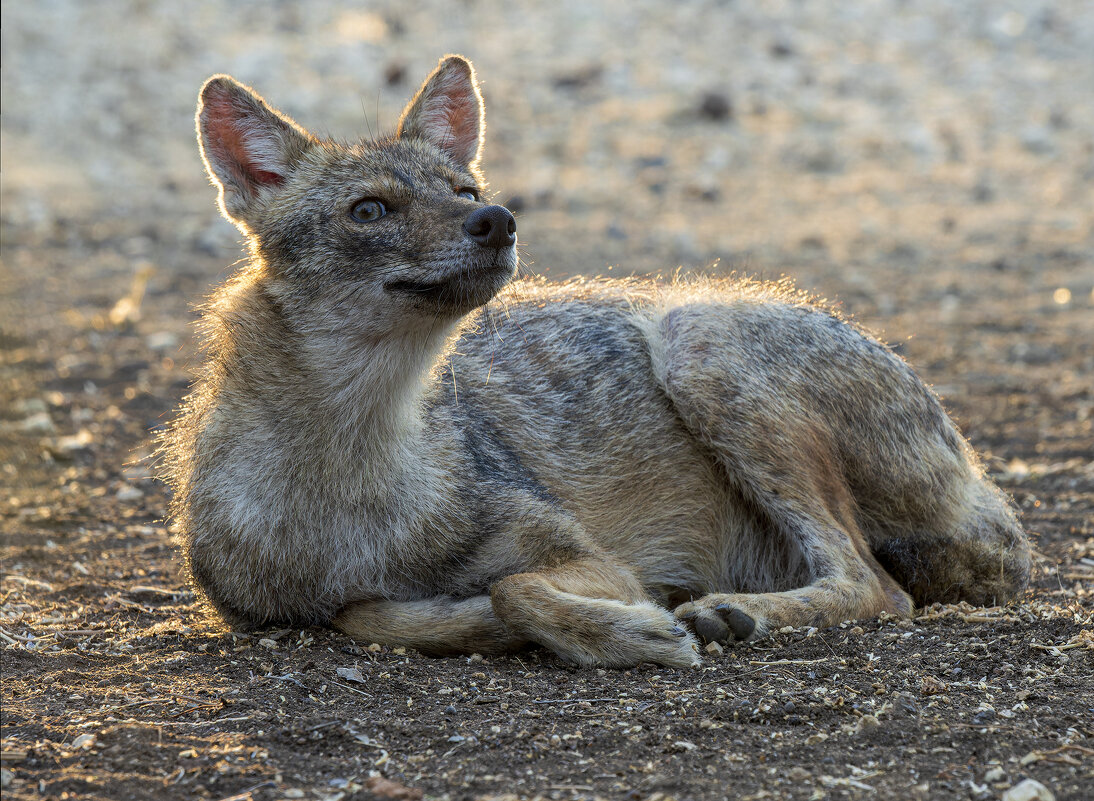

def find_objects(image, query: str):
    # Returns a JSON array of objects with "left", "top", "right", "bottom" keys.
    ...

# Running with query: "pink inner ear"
[
  {"left": 251, "top": 170, "right": 285, "bottom": 187},
  {"left": 408, "top": 67, "right": 482, "bottom": 165},
  {"left": 203, "top": 90, "right": 285, "bottom": 188},
  {"left": 446, "top": 98, "right": 478, "bottom": 157}
]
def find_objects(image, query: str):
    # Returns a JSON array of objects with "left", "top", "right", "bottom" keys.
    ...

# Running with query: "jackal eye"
[
  {"left": 350, "top": 198, "right": 387, "bottom": 222},
  {"left": 455, "top": 187, "right": 479, "bottom": 202}
]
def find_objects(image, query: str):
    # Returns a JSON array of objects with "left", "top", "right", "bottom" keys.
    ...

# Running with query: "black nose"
[{"left": 463, "top": 204, "right": 516, "bottom": 248}]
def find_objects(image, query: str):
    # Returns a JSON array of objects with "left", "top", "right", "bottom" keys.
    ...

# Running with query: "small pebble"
[
  {"left": 19, "top": 412, "right": 55, "bottom": 434},
  {"left": 704, "top": 640, "right": 724, "bottom": 656},
  {"left": 115, "top": 486, "right": 143, "bottom": 502},
  {"left": 53, "top": 430, "right": 94, "bottom": 456},
  {"left": 71, "top": 733, "right": 96, "bottom": 750},
  {"left": 854, "top": 714, "right": 880, "bottom": 735},
  {"left": 16, "top": 398, "right": 47, "bottom": 415},
  {"left": 698, "top": 91, "right": 733, "bottom": 121},
  {"left": 769, "top": 38, "right": 795, "bottom": 58},
  {"left": 383, "top": 62, "right": 406, "bottom": 86},
  {"left": 972, "top": 708, "right": 996, "bottom": 725},
  {"left": 335, "top": 666, "right": 365, "bottom": 683},
  {"left": 984, "top": 766, "right": 1006, "bottom": 782},
  {"left": 1002, "top": 778, "right": 1055, "bottom": 801},
  {"left": 146, "top": 331, "right": 179, "bottom": 351}
]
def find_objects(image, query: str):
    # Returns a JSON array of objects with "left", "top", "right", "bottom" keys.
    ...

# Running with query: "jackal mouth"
[
  {"left": 385, "top": 275, "right": 473, "bottom": 299},
  {"left": 384, "top": 254, "right": 516, "bottom": 312}
]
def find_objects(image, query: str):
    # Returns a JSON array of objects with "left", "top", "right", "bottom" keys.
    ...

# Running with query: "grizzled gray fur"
[{"left": 161, "top": 55, "right": 1030, "bottom": 667}]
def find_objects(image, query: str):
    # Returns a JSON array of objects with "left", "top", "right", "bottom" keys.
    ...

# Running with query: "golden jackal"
[{"left": 163, "top": 55, "right": 1030, "bottom": 668}]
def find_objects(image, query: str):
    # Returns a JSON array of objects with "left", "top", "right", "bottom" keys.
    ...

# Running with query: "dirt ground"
[{"left": 2, "top": 2, "right": 1092, "bottom": 800}]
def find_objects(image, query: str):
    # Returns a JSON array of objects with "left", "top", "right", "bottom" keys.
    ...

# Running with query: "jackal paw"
[
  {"left": 673, "top": 595, "right": 766, "bottom": 645},
  {"left": 551, "top": 600, "right": 701, "bottom": 669}
]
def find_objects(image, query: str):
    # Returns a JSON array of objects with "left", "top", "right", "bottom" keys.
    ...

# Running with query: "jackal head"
[{"left": 197, "top": 56, "right": 517, "bottom": 331}]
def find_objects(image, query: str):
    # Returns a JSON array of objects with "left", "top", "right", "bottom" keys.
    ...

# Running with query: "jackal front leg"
[
  {"left": 491, "top": 557, "right": 700, "bottom": 668},
  {"left": 332, "top": 595, "right": 526, "bottom": 656}
]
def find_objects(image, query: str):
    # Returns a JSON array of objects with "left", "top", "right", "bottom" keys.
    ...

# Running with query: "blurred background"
[
  {"left": 4, "top": 0, "right": 1092, "bottom": 274},
  {"left": 2, "top": 0, "right": 1092, "bottom": 462}
]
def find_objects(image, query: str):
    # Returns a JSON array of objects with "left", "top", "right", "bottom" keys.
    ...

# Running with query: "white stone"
[
  {"left": 19, "top": 412, "right": 55, "bottom": 434},
  {"left": 1002, "top": 778, "right": 1055, "bottom": 801}
]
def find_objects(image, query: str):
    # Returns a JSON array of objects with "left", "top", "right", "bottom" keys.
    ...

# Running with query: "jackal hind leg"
[
  {"left": 332, "top": 595, "right": 526, "bottom": 656},
  {"left": 657, "top": 304, "right": 914, "bottom": 642},
  {"left": 490, "top": 557, "right": 700, "bottom": 668},
  {"left": 674, "top": 512, "right": 914, "bottom": 643}
]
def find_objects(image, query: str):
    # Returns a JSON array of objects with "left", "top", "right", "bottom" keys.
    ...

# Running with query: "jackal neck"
[
  {"left": 211, "top": 269, "right": 459, "bottom": 504},
  {"left": 295, "top": 322, "right": 457, "bottom": 484}
]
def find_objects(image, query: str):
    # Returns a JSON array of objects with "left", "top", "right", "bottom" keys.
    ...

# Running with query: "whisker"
[{"left": 360, "top": 95, "right": 375, "bottom": 141}]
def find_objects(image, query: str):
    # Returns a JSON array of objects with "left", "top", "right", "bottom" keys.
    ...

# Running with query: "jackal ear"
[
  {"left": 396, "top": 55, "right": 485, "bottom": 171},
  {"left": 197, "top": 75, "right": 312, "bottom": 226}
]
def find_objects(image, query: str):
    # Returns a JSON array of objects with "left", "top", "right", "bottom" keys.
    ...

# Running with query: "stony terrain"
[{"left": 2, "top": 2, "right": 1092, "bottom": 799}]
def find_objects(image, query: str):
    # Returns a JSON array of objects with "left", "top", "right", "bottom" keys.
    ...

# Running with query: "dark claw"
[
  {"left": 725, "top": 608, "right": 756, "bottom": 640},
  {"left": 671, "top": 624, "right": 689, "bottom": 639},
  {"left": 694, "top": 613, "right": 729, "bottom": 644}
]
